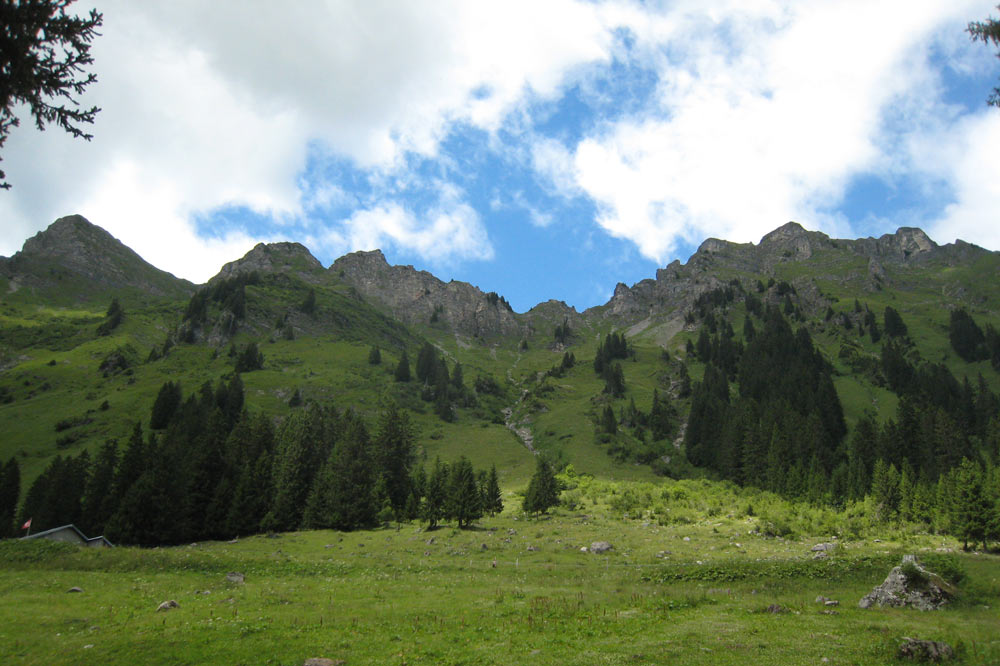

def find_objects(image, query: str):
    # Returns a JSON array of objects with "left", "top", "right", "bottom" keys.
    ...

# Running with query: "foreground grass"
[{"left": 2, "top": 509, "right": 998, "bottom": 666}]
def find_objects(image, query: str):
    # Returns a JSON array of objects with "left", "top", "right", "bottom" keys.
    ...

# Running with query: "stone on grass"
[
  {"left": 156, "top": 600, "right": 179, "bottom": 612},
  {"left": 226, "top": 572, "right": 245, "bottom": 584},
  {"left": 590, "top": 541, "right": 613, "bottom": 554},
  {"left": 67, "top": 586, "right": 84, "bottom": 593},
  {"left": 859, "top": 555, "right": 951, "bottom": 611},
  {"left": 898, "top": 638, "right": 954, "bottom": 662},
  {"left": 811, "top": 542, "right": 836, "bottom": 552}
]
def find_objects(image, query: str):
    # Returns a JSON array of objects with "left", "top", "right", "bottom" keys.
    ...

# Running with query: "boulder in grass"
[
  {"left": 156, "top": 600, "right": 179, "bottom": 612},
  {"left": 859, "top": 555, "right": 952, "bottom": 611},
  {"left": 67, "top": 587, "right": 84, "bottom": 593},
  {"left": 898, "top": 638, "right": 954, "bottom": 662},
  {"left": 590, "top": 541, "right": 613, "bottom": 554},
  {"left": 226, "top": 572, "right": 245, "bottom": 584}
]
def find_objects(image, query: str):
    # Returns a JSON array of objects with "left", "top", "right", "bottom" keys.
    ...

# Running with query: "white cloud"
[
  {"left": 321, "top": 190, "right": 494, "bottom": 266},
  {"left": 916, "top": 112, "right": 1000, "bottom": 249},
  {"left": 559, "top": 0, "right": 990, "bottom": 261},
  {"left": 0, "top": 0, "right": 609, "bottom": 276},
  {"left": 0, "top": 0, "right": 995, "bottom": 286}
]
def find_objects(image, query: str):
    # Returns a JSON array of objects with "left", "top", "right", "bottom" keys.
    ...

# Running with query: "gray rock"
[
  {"left": 225, "top": 572, "right": 245, "bottom": 584},
  {"left": 898, "top": 638, "right": 954, "bottom": 661},
  {"left": 590, "top": 541, "right": 613, "bottom": 554},
  {"left": 810, "top": 542, "right": 836, "bottom": 552},
  {"left": 859, "top": 556, "right": 951, "bottom": 611},
  {"left": 67, "top": 587, "right": 84, "bottom": 593},
  {"left": 813, "top": 551, "right": 829, "bottom": 560},
  {"left": 156, "top": 600, "right": 179, "bottom": 612}
]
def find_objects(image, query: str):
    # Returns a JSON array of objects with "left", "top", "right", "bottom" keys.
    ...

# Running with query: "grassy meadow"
[{"left": 2, "top": 477, "right": 999, "bottom": 666}]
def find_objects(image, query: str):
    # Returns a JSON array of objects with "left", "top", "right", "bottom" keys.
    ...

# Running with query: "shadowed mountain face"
[{"left": 0, "top": 215, "right": 194, "bottom": 304}]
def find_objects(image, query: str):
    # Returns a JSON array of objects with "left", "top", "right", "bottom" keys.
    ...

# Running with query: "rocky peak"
[
  {"left": 1, "top": 215, "right": 192, "bottom": 302},
  {"left": 885, "top": 227, "right": 935, "bottom": 256},
  {"left": 213, "top": 241, "right": 323, "bottom": 283},
  {"left": 759, "top": 221, "right": 808, "bottom": 245}
]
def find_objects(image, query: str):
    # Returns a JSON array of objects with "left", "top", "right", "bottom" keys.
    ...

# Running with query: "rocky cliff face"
[
  {"left": 0, "top": 215, "right": 193, "bottom": 302},
  {"left": 331, "top": 249, "right": 527, "bottom": 339}
]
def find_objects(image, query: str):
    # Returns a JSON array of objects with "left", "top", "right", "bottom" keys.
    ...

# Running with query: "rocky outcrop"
[
  {"left": 212, "top": 242, "right": 323, "bottom": 284},
  {"left": 859, "top": 555, "right": 951, "bottom": 611},
  {"left": 331, "top": 249, "right": 526, "bottom": 339}
]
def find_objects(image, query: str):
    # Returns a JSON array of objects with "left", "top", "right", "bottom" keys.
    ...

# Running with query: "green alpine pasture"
[{"left": 2, "top": 479, "right": 998, "bottom": 665}]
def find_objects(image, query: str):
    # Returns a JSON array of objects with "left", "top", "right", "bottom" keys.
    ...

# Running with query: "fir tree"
[
  {"left": 949, "top": 458, "right": 991, "bottom": 550},
  {"left": 373, "top": 402, "right": 416, "bottom": 514},
  {"left": 484, "top": 464, "right": 503, "bottom": 516},
  {"left": 303, "top": 414, "right": 375, "bottom": 530},
  {"left": 422, "top": 458, "right": 449, "bottom": 529},
  {"left": 263, "top": 411, "right": 319, "bottom": 532},
  {"left": 523, "top": 456, "right": 559, "bottom": 515},
  {"left": 234, "top": 342, "right": 264, "bottom": 373},
  {"left": 884, "top": 306, "right": 908, "bottom": 338},
  {"left": 79, "top": 439, "right": 117, "bottom": 536},
  {"left": 870, "top": 459, "right": 901, "bottom": 522},
  {"left": 368, "top": 345, "right": 381, "bottom": 365},
  {"left": 149, "top": 381, "right": 182, "bottom": 429},
  {"left": 448, "top": 457, "right": 482, "bottom": 528},
  {"left": 601, "top": 404, "right": 617, "bottom": 435},
  {"left": 394, "top": 350, "right": 411, "bottom": 382},
  {"left": 0, "top": 458, "right": 20, "bottom": 539}
]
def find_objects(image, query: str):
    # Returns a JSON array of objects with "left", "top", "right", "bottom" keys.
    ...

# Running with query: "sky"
[{"left": 1, "top": 0, "right": 999, "bottom": 313}]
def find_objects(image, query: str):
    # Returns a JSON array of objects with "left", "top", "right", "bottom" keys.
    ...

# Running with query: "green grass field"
[{"left": 2, "top": 479, "right": 998, "bottom": 666}]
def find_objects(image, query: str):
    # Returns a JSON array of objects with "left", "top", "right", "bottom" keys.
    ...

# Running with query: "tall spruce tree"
[
  {"left": 484, "top": 464, "right": 503, "bottom": 516},
  {"left": 394, "top": 350, "right": 412, "bottom": 382},
  {"left": 949, "top": 458, "right": 991, "bottom": 550},
  {"left": 523, "top": 456, "right": 559, "bottom": 515},
  {"left": 448, "top": 457, "right": 482, "bottom": 528},
  {"left": 422, "top": 458, "right": 449, "bottom": 529},
  {"left": 0, "top": 458, "right": 20, "bottom": 538}
]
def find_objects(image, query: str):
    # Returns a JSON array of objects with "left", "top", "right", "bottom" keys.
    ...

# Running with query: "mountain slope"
[
  {"left": 1, "top": 216, "right": 999, "bottom": 503},
  {"left": 0, "top": 215, "right": 194, "bottom": 305}
]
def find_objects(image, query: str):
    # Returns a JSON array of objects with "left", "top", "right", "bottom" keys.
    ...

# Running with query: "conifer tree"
[
  {"left": 601, "top": 404, "right": 617, "bottom": 435},
  {"left": 373, "top": 402, "right": 416, "bottom": 514},
  {"left": 303, "top": 414, "right": 375, "bottom": 530},
  {"left": 150, "top": 381, "right": 182, "bottom": 429},
  {"left": 394, "top": 350, "right": 411, "bottom": 382},
  {"left": 949, "top": 458, "right": 991, "bottom": 550},
  {"left": 368, "top": 345, "right": 381, "bottom": 365},
  {"left": 523, "top": 456, "right": 559, "bottom": 515},
  {"left": 422, "top": 458, "right": 448, "bottom": 528},
  {"left": 416, "top": 342, "right": 438, "bottom": 384},
  {"left": 448, "top": 457, "right": 482, "bottom": 528},
  {"left": 79, "top": 439, "right": 117, "bottom": 536},
  {"left": 0, "top": 458, "right": 20, "bottom": 539},
  {"left": 870, "top": 459, "right": 901, "bottom": 522},
  {"left": 263, "top": 411, "right": 318, "bottom": 532},
  {"left": 884, "top": 306, "right": 908, "bottom": 338},
  {"left": 484, "top": 464, "right": 503, "bottom": 516}
]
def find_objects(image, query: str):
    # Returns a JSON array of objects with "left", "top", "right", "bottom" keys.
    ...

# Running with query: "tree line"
[{"left": 3, "top": 378, "right": 501, "bottom": 544}]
